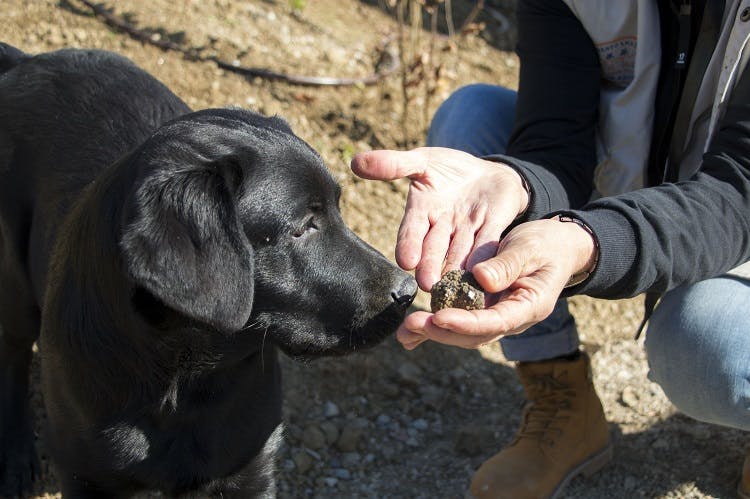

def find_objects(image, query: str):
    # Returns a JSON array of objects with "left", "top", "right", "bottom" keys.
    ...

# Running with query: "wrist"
[
  {"left": 482, "top": 157, "right": 530, "bottom": 217},
  {"left": 553, "top": 215, "right": 599, "bottom": 287},
  {"left": 500, "top": 164, "right": 531, "bottom": 217}
]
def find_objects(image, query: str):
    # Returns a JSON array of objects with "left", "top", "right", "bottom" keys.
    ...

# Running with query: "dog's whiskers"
[{"left": 260, "top": 326, "right": 270, "bottom": 372}]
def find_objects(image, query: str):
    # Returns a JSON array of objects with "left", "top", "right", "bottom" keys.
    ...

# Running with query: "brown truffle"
[{"left": 430, "top": 270, "right": 486, "bottom": 312}]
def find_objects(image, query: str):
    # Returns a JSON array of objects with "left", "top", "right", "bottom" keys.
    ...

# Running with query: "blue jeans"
[{"left": 428, "top": 84, "right": 750, "bottom": 431}]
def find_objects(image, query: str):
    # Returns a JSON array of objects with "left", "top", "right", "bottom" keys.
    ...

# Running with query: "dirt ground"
[{"left": 2, "top": 1, "right": 746, "bottom": 498}]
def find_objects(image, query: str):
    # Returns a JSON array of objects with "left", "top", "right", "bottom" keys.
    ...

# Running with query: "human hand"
[
  {"left": 350, "top": 147, "right": 529, "bottom": 291},
  {"left": 396, "top": 216, "right": 598, "bottom": 349}
]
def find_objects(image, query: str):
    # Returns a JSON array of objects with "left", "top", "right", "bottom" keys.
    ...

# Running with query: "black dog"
[{"left": 0, "top": 43, "right": 416, "bottom": 498}]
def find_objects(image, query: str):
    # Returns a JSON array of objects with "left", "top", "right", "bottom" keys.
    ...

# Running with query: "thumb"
[
  {"left": 472, "top": 245, "right": 527, "bottom": 293},
  {"left": 350, "top": 149, "right": 427, "bottom": 181}
]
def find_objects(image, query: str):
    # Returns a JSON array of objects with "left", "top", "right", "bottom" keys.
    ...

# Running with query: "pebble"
[
  {"left": 397, "top": 362, "right": 423, "bottom": 386},
  {"left": 376, "top": 414, "right": 391, "bottom": 426},
  {"left": 341, "top": 452, "right": 361, "bottom": 467},
  {"left": 302, "top": 425, "right": 326, "bottom": 450},
  {"left": 323, "top": 401, "right": 340, "bottom": 417},
  {"left": 454, "top": 426, "right": 495, "bottom": 456},
  {"left": 336, "top": 424, "right": 363, "bottom": 452},
  {"left": 683, "top": 423, "right": 711, "bottom": 440},
  {"left": 380, "top": 381, "right": 400, "bottom": 398},
  {"left": 651, "top": 437, "right": 670, "bottom": 450},
  {"left": 332, "top": 468, "right": 351, "bottom": 480},
  {"left": 624, "top": 476, "right": 638, "bottom": 490},
  {"left": 292, "top": 450, "right": 314, "bottom": 474},
  {"left": 319, "top": 421, "right": 340, "bottom": 445},
  {"left": 412, "top": 418, "right": 429, "bottom": 431},
  {"left": 419, "top": 385, "right": 444, "bottom": 409}
]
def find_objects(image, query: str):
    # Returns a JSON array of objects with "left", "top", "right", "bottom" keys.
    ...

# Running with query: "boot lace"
[{"left": 516, "top": 374, "right": 576, "bottom": 446}]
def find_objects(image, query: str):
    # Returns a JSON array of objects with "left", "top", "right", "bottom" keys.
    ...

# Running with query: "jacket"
[{"left": 488, "top": 0, "right": 750, "bottom": 299}]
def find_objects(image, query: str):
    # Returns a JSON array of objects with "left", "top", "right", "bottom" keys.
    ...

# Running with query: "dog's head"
[{"left": 120, "top": 109, "right": 416, "bottom": 359}]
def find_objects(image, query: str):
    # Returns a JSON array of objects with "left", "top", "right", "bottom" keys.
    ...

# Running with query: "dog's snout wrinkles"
[{"left": 391, "top": 276, "right": 418, "bottom": 308}]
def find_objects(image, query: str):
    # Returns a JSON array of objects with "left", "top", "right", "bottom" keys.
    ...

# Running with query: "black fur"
[{"left": 0, "top": 43, "right": 417, "bottom": 498}]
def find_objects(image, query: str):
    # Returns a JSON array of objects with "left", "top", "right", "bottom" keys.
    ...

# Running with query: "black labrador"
[{"left": 0, "top": 43, "right": 417, "bottom": 498}]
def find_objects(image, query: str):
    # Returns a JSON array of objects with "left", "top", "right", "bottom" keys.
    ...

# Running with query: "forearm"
[{"left": 558, "top": 113, "right": 750, "bottom": 298}]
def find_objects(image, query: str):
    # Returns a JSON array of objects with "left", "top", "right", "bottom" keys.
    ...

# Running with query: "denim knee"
[
  {"left": 645, "top": 277, "right": 750, "bottom": 431},
  {"left": 427, "top": 83, "right": 517, "bottom": 155}
]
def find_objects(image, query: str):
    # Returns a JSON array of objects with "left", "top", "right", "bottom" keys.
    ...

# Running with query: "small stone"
[
  {"left": 430, "top": 270, "right": 486, "bottom": 312},
  {"left": 292, "top": 450, "right": 314, "bottom": 473},
  {"left": 376, "top": 414, "right": 391, "bottom": 426},
  {"left": 323, "top": 401, "right": 340, "bottom": 417},
  {"left": 323, "top": 477, "right": 338, "bottom": 487},
  {"left": 397, "top": 362, "right": 423, "bottom": 386},
  {"left": 412, "top": 418, "right": 429, "bottom": 431},
  {"left": 380, "top": 381, "right": 400, "bottom": 397},
  {"left": 332, "top": 468, "right": 351, "bottom": 480},
  {"left": 419, "top": 385, "right": 443, "bottom": 409},
  {"left": 320, "top": 421, "right": 340, "bottom": 445},
  {"left": 341, "top": 452, "right": 361, "bottom": 467},
  {"left": 302, "top": 425, "right": 326, "bottom": 450},
  {"left": 624, "top": 476, "right": 638, "bottom": 490},
  {"left": 336, "top": 424, "right": 363, "bottom": 452},
  {"left": 651, "top": 437, "right": 669, "bottom": 450},
  {"left": 454, "top": 425, "right": 495, "bottom": 456},
  {"left": 684, "top": 423, "right": 711, "bottom": 440}
]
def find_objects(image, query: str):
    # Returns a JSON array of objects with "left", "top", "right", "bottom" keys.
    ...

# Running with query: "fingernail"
[{"left": 475, "top": 264, "right": 496, "bottom": 287}]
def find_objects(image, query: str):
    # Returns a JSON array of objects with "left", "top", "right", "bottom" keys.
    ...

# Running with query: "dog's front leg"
[
  {"left": 58, "top": 473, "right": 130, "bottom": 499},
  {"left": 0, "top": 321, "right": 40, "bottom": 498}
]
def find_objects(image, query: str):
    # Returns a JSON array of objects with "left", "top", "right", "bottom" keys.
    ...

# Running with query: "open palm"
[{"left": 351, "top": 147, "right": 529, "bottom": 290}]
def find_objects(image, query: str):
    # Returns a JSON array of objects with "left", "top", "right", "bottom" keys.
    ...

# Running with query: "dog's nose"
[{"left": 391, "top": 276, "right": 418, "bottom": 308}]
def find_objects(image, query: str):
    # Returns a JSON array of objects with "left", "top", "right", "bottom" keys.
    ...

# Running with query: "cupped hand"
[
  {"left": 396, "top": 216, "right": 598, "bottom": 350},
  {"left": 351, "top": 147, "right": 529, "bottom": 291}
]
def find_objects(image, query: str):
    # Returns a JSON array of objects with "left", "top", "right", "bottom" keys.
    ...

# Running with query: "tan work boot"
[
  {"left": 469, "top": 351, "right": 612, "bottom": 499},
  {"left": 739, "top": 448, "right": 750, "bottom": 499}
]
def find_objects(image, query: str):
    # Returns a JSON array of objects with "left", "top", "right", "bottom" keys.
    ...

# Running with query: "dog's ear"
[{"left": 120, "top": 159, "right": 253, "bottom": 333}]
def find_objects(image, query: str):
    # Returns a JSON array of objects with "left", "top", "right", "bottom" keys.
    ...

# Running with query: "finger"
[
  {"left": 467, "top": 207, "right": 516, "bottom": 269},
  {"left": 416, "top": 215, "right": 452, "bottom": 290},
  {"left": 431, "top": 293, "right": 540, "bottom": 336},
  {"left": 472, "top": 245, "right": 526, "bottom": 293},
  {"left": 414, "top": 316, "right": 500, "bottom": 349},
  {"left": 396, "top": 325, "right": 427, "bottom": 350},
  {"left": 443, "top": 224, "right": 474, "bottom": 273},
  {"left": 400, "top": 336, "right": 428, "bottom": 350},
  {"left": 350, "top": 149, "right": 427, "bottom": 181},
  {"left": 395, "top": 206, "right": 430, "bottom": 271}
]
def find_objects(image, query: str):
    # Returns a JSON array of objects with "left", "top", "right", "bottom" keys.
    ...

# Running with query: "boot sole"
[
  {"left": 464, "top": 442, "right": 615, "bottom": 499},
  {"left": 548, "top": 441, "right": 614, "bottom": 499}
]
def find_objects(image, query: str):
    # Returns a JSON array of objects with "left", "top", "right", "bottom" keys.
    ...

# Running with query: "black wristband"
[{"left": 557, "top": 215, "right": 599, "bottom": 288}]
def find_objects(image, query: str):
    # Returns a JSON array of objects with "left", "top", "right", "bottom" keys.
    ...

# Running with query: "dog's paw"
[{"left": 0, "top": 430, "right": 41, "bottom": 498}]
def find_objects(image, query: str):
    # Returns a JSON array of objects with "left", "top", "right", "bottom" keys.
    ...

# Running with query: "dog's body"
[{"left": 0, "top": 43, "right": 416, "bottom": 498}]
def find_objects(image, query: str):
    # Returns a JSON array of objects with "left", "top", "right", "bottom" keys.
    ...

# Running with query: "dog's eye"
[{"left": 293, "top": 216, "right": 318, "bottom": 238}]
